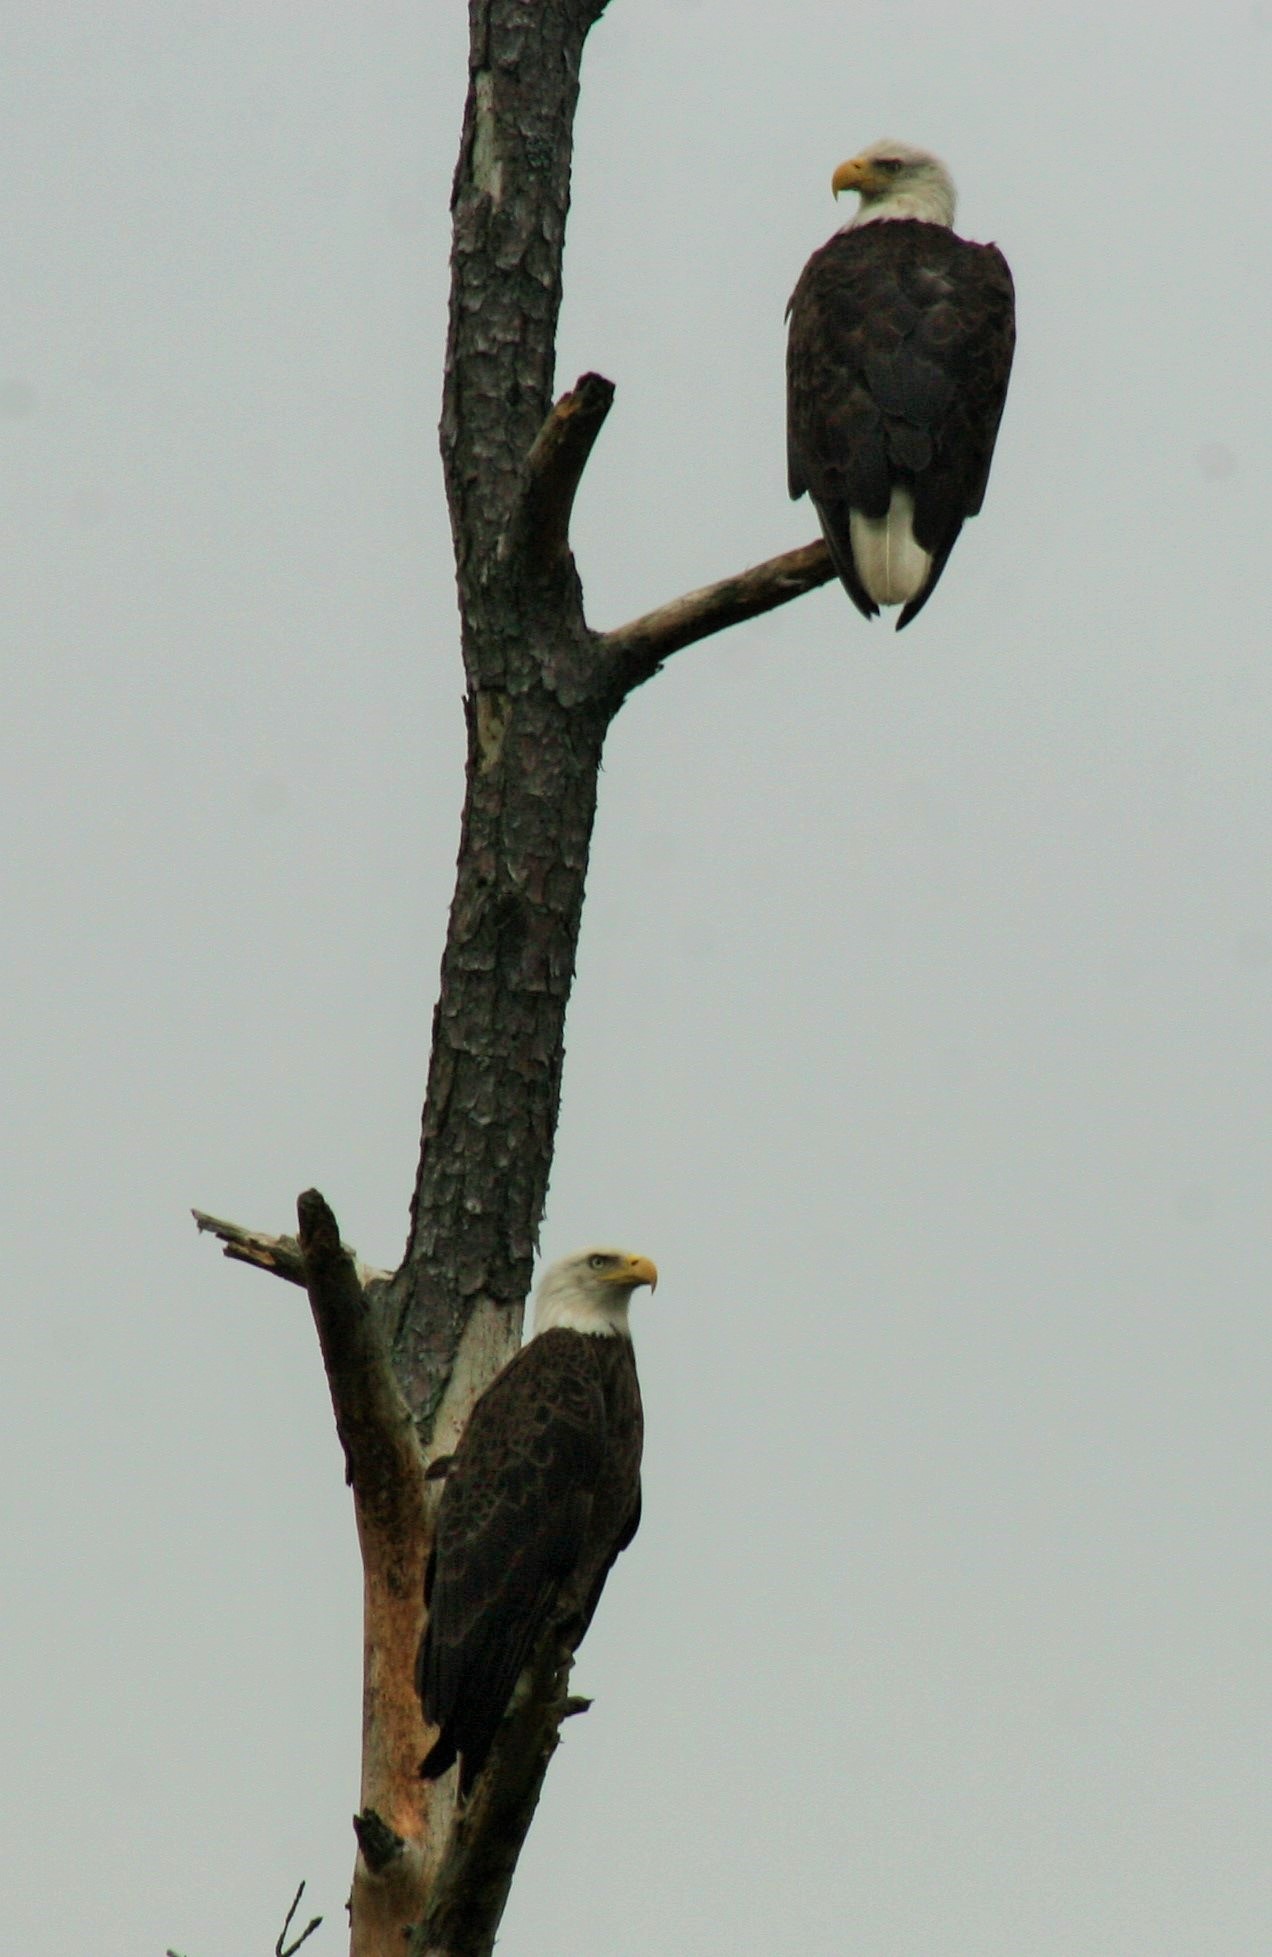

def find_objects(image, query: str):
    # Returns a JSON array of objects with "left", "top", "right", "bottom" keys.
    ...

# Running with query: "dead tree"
[{"left": 197, "top": 3, "right": 832, "bottom": 1953}]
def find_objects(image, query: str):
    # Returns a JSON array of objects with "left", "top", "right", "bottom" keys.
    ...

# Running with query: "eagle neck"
[
  {"left": 532, "top": 1296, "right": 632, "bottom": 1340},
  {"left": 844, "top": 190, "right": 955, "bottom": 232}
]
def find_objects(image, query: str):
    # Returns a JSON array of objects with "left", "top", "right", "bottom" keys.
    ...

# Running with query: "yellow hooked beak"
[
  {"left": 832, "top": 155, "right": 873, "bottom": 198},
  {"left": 607, "top": 1253, "right": 658, "bottom": 1293}
]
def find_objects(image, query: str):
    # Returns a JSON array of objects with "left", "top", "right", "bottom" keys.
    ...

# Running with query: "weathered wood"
[
  {"left": 191, "top": 1208, "right": 309, "bottom": 1285},
  {"left": 297, "top": 1191, "right": 426, "bottom": 1536},
  {"left": 388, "top": 681, "right": 609, "bottom": 1421},
  {"left": 296, "top": 1192, "right": 437, "bottom": 1956},
  {"left": 192, "top": 1208, "right": 391, "bottom": 1289},
  {"left": 391, "top": 0, "right": 623, "bottom": 1418},
  {"left": 504, "top": 371, "right": 616, "bottom": 570},
  {"left": 440, "top": 0, "right": 611, "bottom": 637},
  {"left": 378, "top": 7, "right": 624, "bottom": 1953},
  {"left": 600, "top": 538, "right": 837, "bottom": 697}
]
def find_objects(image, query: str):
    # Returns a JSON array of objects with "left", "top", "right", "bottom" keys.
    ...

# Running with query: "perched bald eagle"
[
  {"left": 786, "top": 140, "right": 1015, "bottom": 627},
  {"left": 416, "top": 1247, "right": 657, "bottom": 1799}
]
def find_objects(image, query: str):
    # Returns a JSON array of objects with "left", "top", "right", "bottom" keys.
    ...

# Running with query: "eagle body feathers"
[
  {"left": 787, "top": 148, "right": 1015, "bottom": 627},
  {"left": 416, "top": 1255, "right": 650, "bottom": 1800}
]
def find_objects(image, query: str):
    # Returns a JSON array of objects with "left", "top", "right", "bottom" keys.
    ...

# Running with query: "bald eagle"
[
  {"left": 786, "top": 140, "right": 1015, "bottom": 627},
  {"left": 416, "top": 1247, "right": 657, "bottom": 1799}
]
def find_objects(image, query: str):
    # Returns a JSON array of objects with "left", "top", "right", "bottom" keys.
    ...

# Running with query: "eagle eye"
[{"left": 588, "top": 1253, "right": 609, "bottom": 1270}]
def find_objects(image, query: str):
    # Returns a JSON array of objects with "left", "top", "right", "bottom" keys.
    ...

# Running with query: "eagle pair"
[{"left": 416, "top": 139, "right": 1016, "bottom": 1802}]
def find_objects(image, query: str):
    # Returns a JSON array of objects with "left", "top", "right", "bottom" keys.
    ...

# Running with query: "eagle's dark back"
[
  {"left": 416, "top": 1327, "right": 642, "bottom": 1799},
  {"left": 787, "top": 219, "right": 1015, "bottom": 625}
]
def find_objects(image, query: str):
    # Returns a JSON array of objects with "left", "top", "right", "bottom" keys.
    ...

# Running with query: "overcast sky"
[{"left": 4, "top": 3, "right": 1272, "bottom": 1952}]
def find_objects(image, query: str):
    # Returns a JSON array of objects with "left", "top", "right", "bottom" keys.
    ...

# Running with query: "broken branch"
[
  {"left": 503, "top": 372, "right": 615, "bottom": 569},
  {"left": 193, "top": 1207, "right": 391, "bottom": 1290},
  {"left": 296, "top": 1189, "right": 427, "bottom": 1531},
  {"left": 191, "top": 1208, "right": 308, "bottom": 1285}
]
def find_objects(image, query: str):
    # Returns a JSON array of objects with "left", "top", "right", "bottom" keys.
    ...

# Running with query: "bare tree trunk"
[{"left": 198, "top": 4, "right": 832, "bottom": 1953}]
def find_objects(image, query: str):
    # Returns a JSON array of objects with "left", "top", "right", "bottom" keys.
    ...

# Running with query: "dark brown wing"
[
  {"left": 575, "top": 1483, "right": 641, "bottom": 1644},
  {"left": 416, "top": 1330, "right": 607, "bottom": 1796},
  {"left": 569, "top": 1334, "right": 643, "bottom": 1641},
  {"left": 786, "top": 221, "right": 1015, "bottom": 625}
]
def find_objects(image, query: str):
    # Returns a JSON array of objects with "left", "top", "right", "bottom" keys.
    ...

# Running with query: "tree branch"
[
  {"left": 191, "top": 1208, "right": 308, "bottom": 1285},
  {"left": 295, "top": 1191, "right": 439, "bottom": 1957},
  {"left": 503, "top": 372, "right": 615, "bottom": 570},
  {"left": 599, "top": 537, "right": 836, "bottom": 698},
  {"left": 275, "top": 1881, "right": 323, "bottom": 1957},
  {"left": 192, "top": 1207, "right": 392, "bottom": 1290},
  {"left": 296, "top": 1190, "right": 426, "bottom": 1529}
]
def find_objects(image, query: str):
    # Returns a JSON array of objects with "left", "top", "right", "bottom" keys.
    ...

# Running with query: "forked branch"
[{"left": 275, "top": 1881, "right": 323, "bottom": 1957}]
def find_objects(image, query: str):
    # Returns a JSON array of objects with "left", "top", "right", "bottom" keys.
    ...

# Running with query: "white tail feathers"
[{"left": 849, "top": 490, "right": 932, "bottom": 607}]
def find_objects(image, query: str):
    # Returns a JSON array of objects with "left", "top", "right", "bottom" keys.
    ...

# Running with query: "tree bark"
[
  {"left": 388, "top": 0, "right": 620, "bottom": 1426},
  {"left": 199, "top": 4, "right": 832, "bottom": 1952},
  {"left": 356, "top": 7, "right": 626, "bottom": 1949}
]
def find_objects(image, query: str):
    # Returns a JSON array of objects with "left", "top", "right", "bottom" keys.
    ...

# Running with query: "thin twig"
[
  {"left": 599, "top": 537, "right": 836, "bottom": 698},
  {"left": 276, "top": 1879, "right": 322, "bottom": 1957}
]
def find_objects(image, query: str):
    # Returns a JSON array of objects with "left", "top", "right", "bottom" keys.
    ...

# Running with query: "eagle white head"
[
  {"left": 532, "top": 1246, "right": 659, "bottom": 1339},
  {"left": 832, "top": 139, "right": 956, "bottom": 230}
]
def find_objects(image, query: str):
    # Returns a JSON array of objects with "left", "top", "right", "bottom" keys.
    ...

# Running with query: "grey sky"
[{"left": 4, "top": 3, "right": 1271, "bottom": 1951}]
